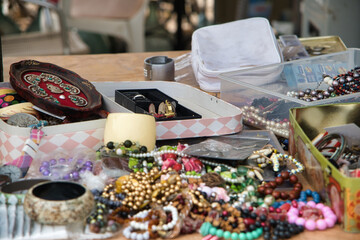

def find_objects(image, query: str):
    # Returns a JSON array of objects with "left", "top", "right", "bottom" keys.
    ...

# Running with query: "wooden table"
[
  {"left": 2, "top": 51, "right": 198, "bottom": 89},
  {"left": 2, "top": 52, "right": 359, "bottom": 239}
]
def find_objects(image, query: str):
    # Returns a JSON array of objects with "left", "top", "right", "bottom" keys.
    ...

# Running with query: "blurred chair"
[
  {"left": 1, "top": 0, "right": 88, "bottom": 56},
  {"left": 60, "top": 0, "right": 148, "bottom": 52}
]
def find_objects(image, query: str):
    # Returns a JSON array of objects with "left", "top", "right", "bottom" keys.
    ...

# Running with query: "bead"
[
  {"left": 306, "top": 200, "right": 316, "bottom": 208},
  {"left": 280, "top": 171, "right": 290, "bottom": 179},
  {"left": 264, "top": 195, "right": 274, "bottom": 205},
  {"left": 289, "top": 175, "right": 298, "bottom": 184},
  {"left": 245, "top": 232, "right": 253, "bottom": 240},
  {"left": 107, "top": 141, "right": 115, "bottom": 149},
  {"left": 223, "top": 231, "right": 231, "bottom": 239},
  {"left": 247, "top": 170, "right": 255, "bottom": 178},
  {"left": 116, "top": 148, "right": 123, "bottom": 155},
  {"left": 324, "top": 217, "right": 336, "bottom": 228},
  {"left": 288, "top": 214, "right": 297, "bottom": 224},
  {"left": 238, "top": 233, "right": 246, "bottom": 240},
  {"left": 231, "top": 232, "right": 238, "bottom": 240},
  {"left": 295, "top": 217, "right": 305, "bottom": 226},
  {"left": 316, "top": 219, "right": 327, "bottom": 230},
  {"left": 251, "top": 230, "right": 259, "bottom": 239},
  {"left": 315, "top": 203, "right": 325, "bottom": 209},
  {"left": 124, "top": 140, "right": 133, "bottom": 148},
  {"left": 215, "top": 229, "right": 224, "bottom": 238},
  {"left": 209, "top": 227, "right": 217, "bottom": 235},
  {"left": 304, "top": 219, "right": 316, "bottom": 231}
]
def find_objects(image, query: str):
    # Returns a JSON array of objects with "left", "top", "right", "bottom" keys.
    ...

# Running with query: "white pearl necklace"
[
  {"left": 180, "top": 173, "right": 201, "bottom": 179},
  {"left": 240, "top": 105, "right": 289, "bottom": 138},
  {"left": 124, "top": 205, "right": 179, "bottom": 239},
  {"left": 200, "top": 159, "right": 232, "bottom": 168},
  {"left": 122, "top": 225, "right": 150, "bottom": 240},
  {"left": 151, "top": 205, "right": 179, "bottom": 231},
  {"left": 116, "top": 147, "right": 189, "bottom": 166},
  {"left": 129, "top": 209, "right": 151, "bottom": 230}
]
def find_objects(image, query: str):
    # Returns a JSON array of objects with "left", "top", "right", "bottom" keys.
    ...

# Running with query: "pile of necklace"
[
  {"left": 240, "top": 105, "right": 290, "bottom": 138},
  {"left": 85, "top": 140, "right": 340, "bottom": 240},
  {"left": 287, "top": 67, "right": 360, "bottom": 101}
]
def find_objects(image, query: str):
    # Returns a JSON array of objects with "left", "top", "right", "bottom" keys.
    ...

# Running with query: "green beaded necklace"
[{"left": 200, "top": 222, "right": 263, "bottom": 240}]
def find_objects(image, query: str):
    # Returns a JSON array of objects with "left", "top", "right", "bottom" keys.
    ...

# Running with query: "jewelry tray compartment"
[
  {"left": 115, "top": 88, "right": 202, "bottom": 121},
  {"left": 94, "top": 81, "right": 242, "bottom": 140}
]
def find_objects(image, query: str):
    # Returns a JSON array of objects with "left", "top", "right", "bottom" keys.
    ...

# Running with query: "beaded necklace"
[
  {"left": 240, "top": 105, "right": 290, "bottom": 138},
  {"left": 99, "top": 141, "right": 190, "bottom": 172},
  {"left": 200, "top": 159, "right": 264, "bottom": 182},
  {"left": 122, "top": 205, "right": 179, "bottom": 240},
  {"left": 200, "top": 222, "right": 263, "bottom": 240},
  {"left": 287, "top": 67, "right": 360, "bottom": 102},
  {"left": 270, "top": 153, "right": 304, "bottom": 175},
  {"left": 248, "top": 145, "right": 276, "bottom": 169},
  {"left": 286, "top": 201, "right": 337, "bottom": 231},
  {"left": 257, "top": 171, "right": 303, "bottom": 201}
]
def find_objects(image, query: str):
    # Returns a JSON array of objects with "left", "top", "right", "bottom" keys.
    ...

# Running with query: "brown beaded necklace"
[
  {"left": 107, "top": 205, "right": 131, "bottom": 224},
  {"left": 257, "top": 171, "right": 303, "bottom": 200}
]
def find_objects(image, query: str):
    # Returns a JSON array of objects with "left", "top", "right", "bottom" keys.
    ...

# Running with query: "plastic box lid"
[{"left": 219, "top": 48, "right": 360, "bottom": 107}]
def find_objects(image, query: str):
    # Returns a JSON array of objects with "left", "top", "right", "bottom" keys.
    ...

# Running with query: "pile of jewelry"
[
  {"left": 81, "top": 140, "right": 339, "bottom": 240},
  {"left": 287, "top": 67, "right": 360, "bottom": 102},
  {"left": 240, "top": 105, "right": 290, "bottom": 138}
]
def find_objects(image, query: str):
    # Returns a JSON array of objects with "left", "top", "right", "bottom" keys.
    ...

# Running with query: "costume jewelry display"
[
  {"left": 240, "top": 105, "right": 289, "bottom": 138},
  {"left": 111, "top": 168, "right": 182, "bottom": 210},
  {"left": 148, "top": 100, "right": 176, "bottom": 118},
  {"left": 38, "top": 157, "right": 94, "bottom": 180},
  {"left": 122, "top": 204, "right": 179, "bottom": 240},
  {"left": 200, "top": 221, "right": 263, "bottom": 240},
  {"left": 271, "top": 189, "right": 321, "bottom": 209},
  {"left": 315, "top": 133, "right": 346, "bottom": 168},
  {"left": 132, "top": 94, "right": 146, "bottom": 101},
  {"left": 101, "top": 140, "right": 189, "bottom": 172},
  {"left": 257, "top": 171, "right": 303, "bottom": 201},
  {"left": 287, "top": 67, "right": 360, "bottom": 102},
  {"left": 248, "top": 145, "right": 276, "bottom": 168},
  {"left": 86, "top": 201, "right": 119, "bottom": 234},
  {"left": 270, "top": 153, "right": 304, "bottom": 175},
  {"left": 286, "top": 201, "right": 337, "bottom": 231}
]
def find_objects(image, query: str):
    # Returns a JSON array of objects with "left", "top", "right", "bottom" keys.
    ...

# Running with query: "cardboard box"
[{"left": 289, "top": 103, "right": 360, "bottom": 232}]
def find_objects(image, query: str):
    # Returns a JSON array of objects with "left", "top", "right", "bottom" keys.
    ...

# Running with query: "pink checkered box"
[
  {"left": 95, "top": 81, "right": 243, "bottom": 139},
  {"left": 0, "top": 82, "right": 243, "bottom": 165}
]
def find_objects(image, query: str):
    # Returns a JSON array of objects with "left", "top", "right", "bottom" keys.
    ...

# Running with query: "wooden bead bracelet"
[{"left": 257, "top": 171, "right": 303, "bottom": 200}]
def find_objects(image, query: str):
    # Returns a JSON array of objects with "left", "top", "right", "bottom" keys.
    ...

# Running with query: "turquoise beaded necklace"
[{"left": 200, "top": 222, "right": 263, "bottom": 240}]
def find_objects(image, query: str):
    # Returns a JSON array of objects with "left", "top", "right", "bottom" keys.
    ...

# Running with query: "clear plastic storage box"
[{"left": 219, "top": 48, "right": 360, "bottom": 138}]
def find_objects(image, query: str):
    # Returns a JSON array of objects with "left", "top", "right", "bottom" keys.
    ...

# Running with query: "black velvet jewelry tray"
[{"left": 115, "top": 89, "right": 202, "bottom": 121}]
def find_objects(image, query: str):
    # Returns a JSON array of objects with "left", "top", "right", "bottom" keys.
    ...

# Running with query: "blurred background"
[{"left": 1, "top": 0, "right": 359, "bottom": 56}]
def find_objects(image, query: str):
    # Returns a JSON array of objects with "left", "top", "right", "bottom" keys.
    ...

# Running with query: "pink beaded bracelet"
[{"left": 286, "top": 200, "right": 337, "bottom": 231}]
